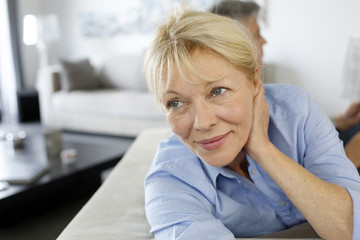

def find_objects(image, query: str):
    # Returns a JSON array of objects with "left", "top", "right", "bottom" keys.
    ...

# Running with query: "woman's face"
[{"left": 161, "top": 49, "right": 258, "bottom": 167}]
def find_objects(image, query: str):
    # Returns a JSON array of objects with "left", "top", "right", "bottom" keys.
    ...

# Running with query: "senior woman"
[{"left": 143, "top": 8, "right": 360, "bottom": 240}]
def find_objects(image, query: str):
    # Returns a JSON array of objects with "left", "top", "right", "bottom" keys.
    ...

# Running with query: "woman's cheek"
[
  {"left": 167, "top": 114, "right": 192, "bottom": 137},
  {"left": 217, "top": 99, "right": 253, "bottom": 127},
  {"left": 218, "top": 102, "right": 244, "bottom": 121}
]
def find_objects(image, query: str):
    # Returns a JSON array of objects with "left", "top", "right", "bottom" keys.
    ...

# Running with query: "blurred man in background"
[
  {"left": 209, "top": 0, "right": 267, "bottom": 66},
  {"left": 210, "top": 0, "right": 360, "bottom": 171}
]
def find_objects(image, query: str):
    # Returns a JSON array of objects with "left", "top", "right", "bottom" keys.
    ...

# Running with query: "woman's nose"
[
  {"left": 260, "top": 34, "right": 267, "bottom": 46},
  {"left": 193, "top": 101, "right": 217, "bottom": 131}
]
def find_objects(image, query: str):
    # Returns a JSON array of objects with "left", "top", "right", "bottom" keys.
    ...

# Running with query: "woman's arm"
[
  {"left": 252, "top": 142, "right": 353, "bottom": 239},
  {"left": 245, "top": 82, "right": 354, "bottom": 240}
]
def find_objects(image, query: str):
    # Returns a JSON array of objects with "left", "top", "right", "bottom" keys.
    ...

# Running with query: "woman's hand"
[{"left": 244, "top": 81, "right": 271, "bottom": 161}]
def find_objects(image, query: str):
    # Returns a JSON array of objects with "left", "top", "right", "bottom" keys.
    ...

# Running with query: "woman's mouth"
[{"left": 197, "top": 132, "right": 230, "bottom": 150}]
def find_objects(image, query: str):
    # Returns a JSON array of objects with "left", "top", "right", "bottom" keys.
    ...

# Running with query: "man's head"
[{"left": 209, "top": 0, "right": 267, "bottom": 65}]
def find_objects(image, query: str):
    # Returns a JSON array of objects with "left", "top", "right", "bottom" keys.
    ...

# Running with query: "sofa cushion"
[
  {"left": 51, "top": 89, "right": 164, "bottom": 120},
  {"left": 60, "top": 58, "right": 98, "bottom": 91}
]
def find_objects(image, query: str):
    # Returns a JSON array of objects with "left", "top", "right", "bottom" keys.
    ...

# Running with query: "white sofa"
[
  {"left": 57, "top": 128, "right": 321, "bottom": 240},
  {"left": 37, "top": 54, "right": 168, "bottom": 137}
]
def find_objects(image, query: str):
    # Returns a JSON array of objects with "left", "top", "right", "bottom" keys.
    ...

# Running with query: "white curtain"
[{"left": 0, "top": 0, "right": 18, "bottom": 123}]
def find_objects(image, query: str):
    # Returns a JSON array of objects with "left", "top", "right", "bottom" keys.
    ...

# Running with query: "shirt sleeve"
[
  {"left": 301, "top": 92, "right": 360, "bottom": 239},
  {"left": 145, "top": 171, "right": 235, "bottom": 240}
]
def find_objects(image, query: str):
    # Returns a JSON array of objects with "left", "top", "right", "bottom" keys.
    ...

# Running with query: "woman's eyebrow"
[
  {"left": 164, "top": 90, "right": 179, "bottom": 95},
  {"left": 163, "top": 90, "right": 184, "bottom": 101},
  {"left": 164, "top": 79, "right": 224, "bottom": 96}
]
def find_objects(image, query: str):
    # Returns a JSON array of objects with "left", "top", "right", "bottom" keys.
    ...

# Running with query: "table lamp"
[
  {"left": 342, "top": 35, "right": 360, "bottom": 101},
  {"left": 23, "top": 14, "right": 60, "bottom": 68}
]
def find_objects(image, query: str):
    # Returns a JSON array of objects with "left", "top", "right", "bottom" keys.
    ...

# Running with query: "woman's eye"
[
  {"left": 168, "top": 99, "right": 182, "bottom": 109},
  {"left": 212, "top": 87, "right": 226, "bottom": 96}
]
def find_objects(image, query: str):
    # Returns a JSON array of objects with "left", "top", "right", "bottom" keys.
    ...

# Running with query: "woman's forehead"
[{"left": 170, "top": 49, "right": 228, "bottom": 79}]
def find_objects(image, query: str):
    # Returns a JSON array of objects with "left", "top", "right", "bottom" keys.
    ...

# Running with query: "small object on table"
[
  {"left": 61, "top": 148, "right": 78, "bottom": 165},
  {"left": 5, "top": 131, "right": 27, "bottom": 149},
  {"left": 0, "top": 182, "right": 9, "bottom": 191},
  {"left": 44, "top": 128, "right": 62, "bottom": 158}
]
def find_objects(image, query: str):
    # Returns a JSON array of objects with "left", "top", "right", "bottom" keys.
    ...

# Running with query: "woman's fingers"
[{"left": 245, "top": 82, "right": 270, "bottom": 159}]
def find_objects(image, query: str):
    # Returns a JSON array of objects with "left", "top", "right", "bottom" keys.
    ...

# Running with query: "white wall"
[
  {"left": 18, "top": 0, "right": 155, "bottom": 88},
  {"left": 18, "top": 0, "right": 360, "bottom": 116},
  {"left": 262, "top": 0, "right": 360, "bottom": 116},
  {"left": 18, "top": 0, "right": 216, "bottom": 89}
]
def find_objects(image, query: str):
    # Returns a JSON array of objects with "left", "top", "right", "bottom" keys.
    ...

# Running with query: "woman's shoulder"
[
  {"left": 148, "top": 135, "right": 204, "bottom": 177},
  {"left": 146, "top": 135, "right": 214, "bottom": 198},
  {"left": 265, "top": 84, "right": 310, "bottom": 118},
  {"left": 155, "top": 134, "right": 196, "bottom": 164},
  {"left": 264, "top": 83, "right": 308, "bottom": 101}
]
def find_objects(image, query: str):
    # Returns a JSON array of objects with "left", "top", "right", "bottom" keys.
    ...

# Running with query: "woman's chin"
[{"left": 198, "top": 151, "right": 242, "bottom": 168}]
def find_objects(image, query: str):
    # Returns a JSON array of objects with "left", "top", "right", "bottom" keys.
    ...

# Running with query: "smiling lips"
[{"left": 197, "top": 132, "right": 230, "bottom": 150}]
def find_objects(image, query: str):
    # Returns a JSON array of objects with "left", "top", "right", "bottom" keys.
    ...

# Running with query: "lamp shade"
[
  {"left": 23, "top": 14, "right": 38, "bottom": 45},
  {"left": 342, "top": 36, "right": 360, "bottom": 101},
  {"left": 23, "top": 14, "right": 60, "bottom": 45},
  {"left": 23, "top": 13, "right": 60, "bottom": 68}
]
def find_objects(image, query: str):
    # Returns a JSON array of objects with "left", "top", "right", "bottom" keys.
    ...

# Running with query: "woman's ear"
[{"left": 252, "top": 68, "right": 261, "bottom": 97}]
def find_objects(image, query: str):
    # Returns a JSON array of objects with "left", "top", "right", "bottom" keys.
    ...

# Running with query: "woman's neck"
[{"left": 226, "top": 151, "right": 252, "bottom": 181}]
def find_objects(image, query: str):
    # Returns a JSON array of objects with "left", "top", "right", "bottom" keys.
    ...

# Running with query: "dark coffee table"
[{"left": 0, "top": 128, "right": 134, "bottom": 225}]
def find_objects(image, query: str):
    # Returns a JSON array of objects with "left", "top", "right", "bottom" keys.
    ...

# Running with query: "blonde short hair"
[{"left": 143, "top": 8, "right": 258, "bottom": 103}]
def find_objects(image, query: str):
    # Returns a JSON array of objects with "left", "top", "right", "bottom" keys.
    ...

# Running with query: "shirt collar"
[
  {"left": 200, "top": 155, "right": 255, "bottom": 188},
  {"left": 200, "top": 161, "right": 221, "bottom": 188}
]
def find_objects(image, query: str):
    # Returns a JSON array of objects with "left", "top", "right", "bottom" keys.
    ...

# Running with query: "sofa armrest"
[
  {"left": 37, "top": 65, "right": 62, "bottom": 94},
  {"left": 36, "top": 65, "right": 62, "bottom": 125},
  {"left": 57, "top": 127, "right": 172, "bottom": 240}
]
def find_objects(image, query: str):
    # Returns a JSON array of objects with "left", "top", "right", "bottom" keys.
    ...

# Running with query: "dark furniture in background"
[
  {"left": 0, "top": 128, "right": 134, "bottom": 226},
  {"left": 16, "top": 90, "right": 40, "bottom": 123}
]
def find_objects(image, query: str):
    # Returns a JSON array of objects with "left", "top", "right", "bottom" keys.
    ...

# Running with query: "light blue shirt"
[{"left": 145, "top": 84, "right": 360, "bottom": 239}]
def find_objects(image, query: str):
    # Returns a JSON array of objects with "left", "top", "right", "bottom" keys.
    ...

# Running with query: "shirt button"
[
  {"left": 251, "top": 169, "right": 256, "bottom": 175},
  {"left": 280, "top": 201, "right": 286, "bottom": 206}
]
